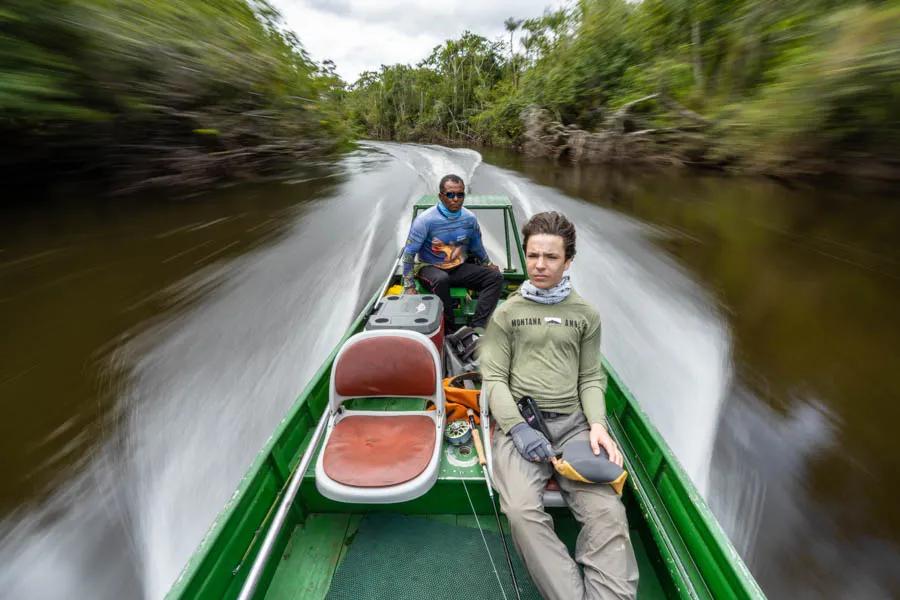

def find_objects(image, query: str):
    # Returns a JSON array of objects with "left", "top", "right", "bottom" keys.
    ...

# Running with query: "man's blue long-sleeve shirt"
[{"left": 401, "top": 206, "right": 490, "bottom": 288}]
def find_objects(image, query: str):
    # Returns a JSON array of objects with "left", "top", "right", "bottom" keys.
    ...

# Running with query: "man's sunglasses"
[{"left": 442, "top": 192, "right": 465, "bottom": 199}]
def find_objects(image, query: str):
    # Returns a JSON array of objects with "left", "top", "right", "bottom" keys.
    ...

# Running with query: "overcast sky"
[{"left": 269, "top": 0, "right": 567, "bottom": 83}]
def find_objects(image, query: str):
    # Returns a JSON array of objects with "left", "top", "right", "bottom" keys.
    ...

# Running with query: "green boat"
[{"left": 165, "top": 196, "right": 765, "bottom": 600}]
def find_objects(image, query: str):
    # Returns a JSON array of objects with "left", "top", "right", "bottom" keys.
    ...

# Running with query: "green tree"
[
  {"left": 1, "top": 0, "right": 351, "bottom": 190},
  {"left": 345, "top": 0, "right": 899, "bottom": 175}
]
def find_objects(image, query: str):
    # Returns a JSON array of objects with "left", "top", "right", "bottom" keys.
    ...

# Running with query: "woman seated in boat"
[
  {"left": 401, "top": 174, "right": 504, "bottom": 333},
  {"left": 480, "top": 211, "right": 639, "bottom": 600}
]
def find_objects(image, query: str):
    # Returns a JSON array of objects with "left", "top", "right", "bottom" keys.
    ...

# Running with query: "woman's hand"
[{"left": 589, "top": 423, "right": 623, "bottom": 467}]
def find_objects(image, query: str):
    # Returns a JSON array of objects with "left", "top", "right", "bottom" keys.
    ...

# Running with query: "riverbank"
[
  {"left": 516, "top": 105, "right": 900, "bottom": 181},
  {"left": 356, "top": 124, "right": 900, "bottom": 183}
]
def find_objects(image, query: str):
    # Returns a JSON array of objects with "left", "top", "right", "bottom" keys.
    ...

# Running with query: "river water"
[{"left": 1, "top": 143, "right": 898, "bottom": 598}]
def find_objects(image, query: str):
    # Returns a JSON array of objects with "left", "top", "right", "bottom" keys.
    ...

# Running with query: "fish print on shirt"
[{"left": 431, "top": 236, "right": 465, "bottom": 269}]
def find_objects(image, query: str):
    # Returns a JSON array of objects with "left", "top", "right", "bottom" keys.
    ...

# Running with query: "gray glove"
[{"left": 509, "top": 423, "right": 555, "bottom": 462}]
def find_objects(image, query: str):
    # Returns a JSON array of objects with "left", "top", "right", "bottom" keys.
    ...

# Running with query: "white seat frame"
[
  {"left": 479, "top": 387, "right": 567, "bottom": 507},
  {"left": 315, "top": 329, "right": 445, "bottom": 504}
]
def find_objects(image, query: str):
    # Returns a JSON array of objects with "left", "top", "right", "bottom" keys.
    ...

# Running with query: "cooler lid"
[{"left": 366, "top": 294, "right": 443, "bottom": 334}]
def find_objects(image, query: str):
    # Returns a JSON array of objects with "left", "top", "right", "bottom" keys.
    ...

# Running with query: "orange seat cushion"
[{"left": 323, "top": 415, "right": 437, "bottom": 487}]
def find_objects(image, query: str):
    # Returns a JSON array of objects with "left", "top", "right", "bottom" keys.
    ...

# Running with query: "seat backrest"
[{"left": 330, "top": 330, "right": 443, "bottom": 414}]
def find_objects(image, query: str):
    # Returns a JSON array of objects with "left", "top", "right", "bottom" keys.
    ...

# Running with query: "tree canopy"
[{"left": 346, "top": 0, "right": 900, "bottom": 175}]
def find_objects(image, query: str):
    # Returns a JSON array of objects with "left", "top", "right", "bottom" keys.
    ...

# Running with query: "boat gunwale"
[
  {"left": 164, "top": 296, "right": 378, "bottom": 599},
  {"left": 603, "top": 359, "right": 764, "bottom": 599}
]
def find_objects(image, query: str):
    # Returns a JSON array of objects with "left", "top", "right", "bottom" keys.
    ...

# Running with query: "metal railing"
[{"left": 235, "top": 411, "right": 331, "bottom": 600}]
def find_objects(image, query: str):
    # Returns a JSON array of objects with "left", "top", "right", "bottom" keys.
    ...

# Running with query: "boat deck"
[
  {"left": 266, "top": 396, "right": 672, "bottom": 599},
  {"left": 264, "top": 511, "right": 668, "bottom": 599}
]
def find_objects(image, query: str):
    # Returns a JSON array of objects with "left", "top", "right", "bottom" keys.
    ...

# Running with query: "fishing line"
[
  {"left": 462, "top": 478, "right": 509, "bottom": 600},
  {"left": 483, "top": 474, "right": 523, "bottom": 600},
  {"left": 466, "top": 410, "right": 523, "bottom": 600}
]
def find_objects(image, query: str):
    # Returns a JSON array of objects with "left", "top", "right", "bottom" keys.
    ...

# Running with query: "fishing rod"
[{"left": 467, "top": 408, "right": 522, "bottom": 600}]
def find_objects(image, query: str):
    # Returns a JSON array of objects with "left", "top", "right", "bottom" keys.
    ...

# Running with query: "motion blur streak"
[{"left": 1, "top": 144, "right": 729, "bottom": 598}]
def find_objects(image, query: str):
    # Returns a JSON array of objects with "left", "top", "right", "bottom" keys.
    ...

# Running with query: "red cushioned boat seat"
[
  {"left": 323, "top": 415, "right": 436, "bottom": 487},
  {"left": 335, "top": 336, "right": 436, "bottom": 398}
]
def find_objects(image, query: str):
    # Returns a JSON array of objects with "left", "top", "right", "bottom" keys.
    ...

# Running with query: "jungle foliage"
[
  {"left": 2, "top": 0, "right": 897, "bottom": 185},
  {"left": 346, "top": 0, "right": 900, "bottom": 174},
  {"left": 0, "top": 0, "right": 350, "bottom": 190}
]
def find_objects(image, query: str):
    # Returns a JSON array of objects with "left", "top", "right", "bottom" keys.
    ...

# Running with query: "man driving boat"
[
  {"left": 480, "top": 211, "right": 639, "bottom": 600},
  {"left": 401, "top": 174, "right": 503, "bottom": 333}
]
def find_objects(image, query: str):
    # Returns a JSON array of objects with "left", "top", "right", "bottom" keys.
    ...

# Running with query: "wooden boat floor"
[{"left": 264, "top": 512, "right": 666, "bottom": 599}]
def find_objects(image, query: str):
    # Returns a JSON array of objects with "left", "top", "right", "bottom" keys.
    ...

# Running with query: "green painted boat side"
[
  {"left": 415, "top": 194, "right": 513, "bottom": 209},
  {"left": 165, "top": 198, "right": 765, "bottom": 600}
]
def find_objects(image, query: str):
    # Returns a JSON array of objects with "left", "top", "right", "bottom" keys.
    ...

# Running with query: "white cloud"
[{"left": 269, "top": 0, "right": 567, "bottom": 82}]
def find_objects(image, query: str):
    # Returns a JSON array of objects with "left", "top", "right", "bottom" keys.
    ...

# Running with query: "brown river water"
[{"left": 1, "top": 143, "right": 898, "bottom": 598}]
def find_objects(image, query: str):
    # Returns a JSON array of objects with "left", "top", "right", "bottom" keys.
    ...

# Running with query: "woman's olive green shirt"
[{"left": 479, "top": 289, "right": 607, "bottom": 434}]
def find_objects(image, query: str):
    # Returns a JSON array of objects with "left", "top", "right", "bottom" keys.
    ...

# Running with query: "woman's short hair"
[{"left": 522, "top": 211, "right": 576, "bottom": 260}]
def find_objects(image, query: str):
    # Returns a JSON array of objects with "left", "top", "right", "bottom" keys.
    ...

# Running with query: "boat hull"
[{"left": 166, "top": 195, "right": 764, "bottom": 599}]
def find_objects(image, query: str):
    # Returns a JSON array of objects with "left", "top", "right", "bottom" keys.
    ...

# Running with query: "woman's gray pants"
[{"left": 492, "top": 410, "right": 639, "bottom": 600}]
